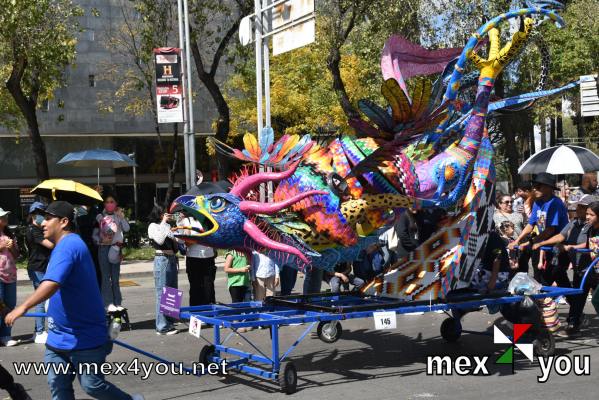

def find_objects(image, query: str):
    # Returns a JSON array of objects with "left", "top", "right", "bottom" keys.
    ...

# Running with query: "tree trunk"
[
  {"left": 528, "top": 110, "right": 536, "bottom": 155},
  {"left": 163, "top": 123, "right": 179, "bottom": 208},
  {"left": 326, "top": 46, "right": 359, "bottom": 121},
  {"left": 6, "top": 60, "right": 49, "bottom": 181},
  {"left": 540, "top": 116, "right": 547, "bottom": 149},
  {"left": 574, "top": 96, "right": 585, "bottom": 145},
  {"left": 190, "top": 39, "right": 232, "bottom": 179},
  {"left": 549, "top": 115, "right": 556, "bottom": 147},
  {"left": 494, "top": 75, "right": 520, "bottom": 187}
]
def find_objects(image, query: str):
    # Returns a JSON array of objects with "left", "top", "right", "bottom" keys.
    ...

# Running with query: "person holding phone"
[
  {"left": 93, "top": 194, "right": 130, "bottom": 310},
  {"left": 147, "top": 206, "right": 179, "bottom": 335}
]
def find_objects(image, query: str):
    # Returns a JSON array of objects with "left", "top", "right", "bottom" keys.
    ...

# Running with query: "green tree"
[
  {"left": 225, "top": 0, "right": 425, "bottom": 138},
  {"left": 537, "top": 0, "right": 599, "bottom": 147},
  {"left": 318, "top": 0, "right": 424, "bottom": 121},
  {"left": 0, "top": 0, "right": 83, "bottom": 181},
  {"left": 188, "top": 0, "right": 253, "bottom": 176},
  {"left": 97, "top": 0, "right": 181, "bottom": 208}
]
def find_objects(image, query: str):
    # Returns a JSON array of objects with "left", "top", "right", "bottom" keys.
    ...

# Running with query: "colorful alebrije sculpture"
[{"left": 172, "top": 1, "right": 582, "bottom": 299}]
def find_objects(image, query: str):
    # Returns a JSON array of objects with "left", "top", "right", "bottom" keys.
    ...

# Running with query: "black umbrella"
[
  {"left": 518, "top": 145, "right": 599, "bottom": 175},
  {"left": 184, "top": 180, "right": 232, "bottom": 196}
]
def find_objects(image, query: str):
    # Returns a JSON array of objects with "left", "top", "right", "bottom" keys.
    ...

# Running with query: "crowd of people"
[{"left": 2, "top": 172, "right": 599, "bottom": 399}]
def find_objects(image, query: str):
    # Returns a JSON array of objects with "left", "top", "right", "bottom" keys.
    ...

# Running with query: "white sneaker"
[
  {"left": 34, "top": 332, "right": 48, "bottom": 344},
  {"left": 0, "top": 337, "right": 19, "bottom": 347},
  {"left": 116, "top": 306, "right": 125, "bottom": 311},
  {"left": 131, "top": 394, "right": 145, "bottom": 400},
  {"left": 107, "top": 304, "right": 118, "bottom": 312},
  {"left": 557, "top": 296, "right": 568, "bottom": 305}
]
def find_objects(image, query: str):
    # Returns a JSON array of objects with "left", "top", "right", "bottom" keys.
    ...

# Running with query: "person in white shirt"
[
  {"left": 147, "top": 205, "right": 179, "bottom": 335},
  {"left": 179, "top": 216, "right": 217, "bottom": 306},
  {"left": 251, "top": 251, "right": 279, "bottom": 300}
]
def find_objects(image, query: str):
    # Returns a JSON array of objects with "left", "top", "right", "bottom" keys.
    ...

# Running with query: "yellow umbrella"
[{"left": 31, "top": 179, "right": 103, "bottom": 205}]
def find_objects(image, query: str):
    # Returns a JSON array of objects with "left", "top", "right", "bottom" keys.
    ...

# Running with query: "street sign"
[
  {"left": 581, "top": 74, "right": 599, "bottom": 117},
  {"left": 154, "top": 48, "right": 184, "bottom": 124},
  {"left": 272, "top": 0, "right": 315, "bottom": 56}
]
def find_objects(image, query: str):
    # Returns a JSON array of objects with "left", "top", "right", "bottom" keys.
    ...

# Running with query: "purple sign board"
[{"left": 159, "top": 286, "right": 183, "bottom": 319}]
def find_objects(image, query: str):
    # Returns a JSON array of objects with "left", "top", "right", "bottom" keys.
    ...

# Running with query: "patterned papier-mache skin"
[{"left": 172, "top": 2, "right": 582, "bottom": 300}]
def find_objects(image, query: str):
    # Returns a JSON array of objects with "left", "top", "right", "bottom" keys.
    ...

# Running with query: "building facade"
[{"left": 0, "top": 0, "right": 223, "bottom": 222}]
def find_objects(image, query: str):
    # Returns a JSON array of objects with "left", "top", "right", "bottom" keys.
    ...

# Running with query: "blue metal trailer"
[{"left": 23, "top": 250, "right": 599, "bottom": 394}]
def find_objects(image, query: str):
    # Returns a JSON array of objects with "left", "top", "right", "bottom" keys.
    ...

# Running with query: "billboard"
[{"left": 154, "top": 48, "right": 184, "bottom": 123}]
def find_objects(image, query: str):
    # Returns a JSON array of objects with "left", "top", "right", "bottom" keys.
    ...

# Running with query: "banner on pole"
[{"left": 154, "top": 48, "right": 184, "bottom": 123}]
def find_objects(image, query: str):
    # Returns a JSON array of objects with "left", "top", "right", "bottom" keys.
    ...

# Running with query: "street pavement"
[{"left": 3, "top": 267, "right": 599, "bottom": 400}]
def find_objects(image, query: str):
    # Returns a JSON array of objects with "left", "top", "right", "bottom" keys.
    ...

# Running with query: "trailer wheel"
[
  {"left": 199, "top": 345, "right": 216, "bottom": 365},
  {"left": 278, "top": 361, "right": 298, "bottom": 394},
  {"left": 533, "top": 331, "right": 555, "bottom": 357},
  {"left": 317, "top": 321, "right": 342, "bottom": 343},
  {"left": 440, "top": 317, "right": 462, "bottom": 342}
]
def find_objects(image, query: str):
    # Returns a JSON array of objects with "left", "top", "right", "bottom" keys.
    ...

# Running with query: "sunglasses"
[{"left": 501, "top": 201, "right": 512, "bottom": 204}]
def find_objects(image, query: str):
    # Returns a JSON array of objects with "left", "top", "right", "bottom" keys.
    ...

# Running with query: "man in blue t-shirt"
[
  {"left": 5, "top": 201, "right": 143, "bottom": 400},
  {"left": 509, "top": 173, "right": 569, "bottom": 284}
]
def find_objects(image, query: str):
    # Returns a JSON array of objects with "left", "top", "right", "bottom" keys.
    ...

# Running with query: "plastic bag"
[{"left": 508, "top": 272, "right": 542, "bottom": 295}]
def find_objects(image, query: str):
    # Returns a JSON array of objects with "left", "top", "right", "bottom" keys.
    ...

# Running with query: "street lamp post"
[{"left": 128, "top": 153, "right": 138, "bottom": 220}]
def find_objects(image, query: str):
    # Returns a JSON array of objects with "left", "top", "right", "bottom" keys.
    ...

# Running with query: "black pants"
[
  {"left": 541, "top": 251, "right": 572, "bottom": 288},
  {"left": 229, "top": 286, "right": 249, "bottom": 303},
  {"left": 186, "top": 256, "right": 216, "bottom": 306},
  {"left": 567, "top": 268, "right": 598, "bottom": 326}
]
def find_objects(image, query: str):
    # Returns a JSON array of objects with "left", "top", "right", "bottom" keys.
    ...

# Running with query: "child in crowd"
[
  {"left": 498, "top": 221, "right": 519, "bottom": 273},
  {"left": 223, "top": 250, "right": 251, "bottom": 303}
]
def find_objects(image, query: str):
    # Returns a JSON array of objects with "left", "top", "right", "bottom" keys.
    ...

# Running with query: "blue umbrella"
[{"left": 58, "top": 149, "right": 137, "bottom": 186}]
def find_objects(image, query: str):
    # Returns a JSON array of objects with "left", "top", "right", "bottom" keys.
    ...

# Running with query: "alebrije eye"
[{"left": 209, "top": 197, "right": 226, "bottom": 213}]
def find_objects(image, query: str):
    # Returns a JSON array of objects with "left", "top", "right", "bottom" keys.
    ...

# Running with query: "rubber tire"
[
  {"left": 533, "top": 331, "right": 555, "bottom": 357},
  {"left": 199, "top": 345, "right": 216, "bottom": 365},
  {"left": 317, "top": 321, "right": 342, "bottom": 343},
  {"left": 440, "top": 317, "right": 462, "bottom": 343},
  {"left": 278, "top": 361, "right": 298, "bottom": 394}
]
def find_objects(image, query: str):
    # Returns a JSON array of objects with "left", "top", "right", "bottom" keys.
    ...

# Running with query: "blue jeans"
[
  {"left": 280, "top": 265, "right": 298, "bottom": 296},
  {"left": 44, "top": 343, "right": 132, "bottom": 400},
  {"left": 27, "top": 269, "right": 46, "bottom": 334},
  {"left": 154, "top": 255, "right": 178, "bottom": 332},
  {"left": 98, "top": 246, "right": 122, "bottom": 307},
  {"left": 303, "top": 268, "right": 323, "bottom": 295},
  {"left": 0, "top": 281, "right": 16, "bottom": 338}
]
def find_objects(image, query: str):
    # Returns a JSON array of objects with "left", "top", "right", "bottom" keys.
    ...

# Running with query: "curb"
[{"left": 16, "top": 258, "right": 225, "bottom": 287}]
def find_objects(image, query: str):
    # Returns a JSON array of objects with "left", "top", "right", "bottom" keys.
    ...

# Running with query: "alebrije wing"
[
  {"left": 348, "top": 117, "right": 386, "bottom": 139},
  {"left": 358, "top": 99, "right": 395, "bottom": 132},
  {"left": 410, "top": 77, "right": 433, "bottom": 120},
  {"left": 242, "top": 133, "right": 261, "bottom": 160},
  {"left": 381, "top": 79, "right": 412, "bottom": 124},
  {"left": 259, "top": 126, "right": 274, "bottom": 155}
]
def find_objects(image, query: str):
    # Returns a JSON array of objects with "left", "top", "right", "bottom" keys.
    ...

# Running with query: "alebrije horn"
[{"left": 229, "top": 161, "right": 300, "bottom": 198}]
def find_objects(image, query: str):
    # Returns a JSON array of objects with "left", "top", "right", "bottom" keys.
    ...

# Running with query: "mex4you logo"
[{"left": 427, "top": 323, "right": 591, "bottom": 382}]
